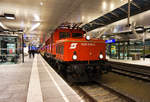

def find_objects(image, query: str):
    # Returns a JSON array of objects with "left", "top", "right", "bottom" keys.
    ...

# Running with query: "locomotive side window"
[
  {"left": 59, "top": 32, "right": 70, "bottom": 39},
  {"left": 72, "top": 33, "right": 83, "bottom": 38}
]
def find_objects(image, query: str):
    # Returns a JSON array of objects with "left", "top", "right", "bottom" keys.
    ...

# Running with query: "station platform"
[
  {"left": 107, "top": 57, "right": 150, "bottom": 67},
  {"left": 0, "top": 54, "right": 83, "bottom": 102}
]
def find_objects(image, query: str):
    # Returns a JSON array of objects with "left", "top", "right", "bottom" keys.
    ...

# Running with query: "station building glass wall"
[
  {"left": 106, "top": 40, "right": 150, "bottom": 60},
  {"left": 0, "top": 35, "right": 21, "bottom": 63}
]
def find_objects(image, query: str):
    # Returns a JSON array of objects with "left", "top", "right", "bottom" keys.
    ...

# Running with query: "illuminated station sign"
[{"left": 105, "top": 39, "right": 116, "bottom": 43}]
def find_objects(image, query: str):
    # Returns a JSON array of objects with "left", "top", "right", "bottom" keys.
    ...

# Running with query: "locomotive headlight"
[
  {"left": 73, "top": 55, "right": 77, "bottom": 60},
  {"left": 86, "top": 35, "right": 90, "bottom": 40},
  {"left": 99, "top": 54, "right": 103, "bottom": 59}
]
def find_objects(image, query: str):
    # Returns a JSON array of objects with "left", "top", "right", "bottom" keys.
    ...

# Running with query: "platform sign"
[
  {"left": 105, "top": 39, "right": 116, "bottom": 43},
  {"left": 111, "top": 45, "right": 116, "bottom": 54}
]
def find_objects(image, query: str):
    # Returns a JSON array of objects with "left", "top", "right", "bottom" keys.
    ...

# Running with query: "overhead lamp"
[
  {"left": 4, "top": 13, "right": 15, "bottom": 20},
  {"left": 34, "top": 14, "right": 40, "bottom": 21},
  {"left": 0, "top": 22, "right": 8, "bottom": 29},
  {"left": 102, "top": 1, "right": 107, "bottom": 10},
  {"left": 3, "top": 29, "right": 10, "bottom": 33},
  {"left": 0, "top": 22, "right": 6, "bottom": 28},
  {"left": 110, "top": 3, "right": 114, "bottom": 10},
  {"left": 30, "top": 23, "right": 40, "bottom": 31},
  {"left": 0, "top": 13, "right": 15, "bottom": 20},
  {"left": 146, "top": 28, "right": 150, "bottom": 32},
  {"left": 135, "top": 25, "right": 145, "bottom": 33},
  {"left": 40, "top": 2, "right": 43, "bottom": 6}
]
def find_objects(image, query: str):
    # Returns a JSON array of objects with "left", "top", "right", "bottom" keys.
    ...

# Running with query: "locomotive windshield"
[
  {"left": 72, "top": 33, "right": 82, "bottom": 38},
  {"left": 59, "top": 32, "right": 70, "bottom": 39}
]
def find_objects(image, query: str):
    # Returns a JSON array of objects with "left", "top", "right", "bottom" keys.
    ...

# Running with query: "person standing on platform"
[
  {"left": 28, "top": 44, "right": 32, "bottom": 58},
  {"left": 31, "top": 45, "right": 36, "bottom": 58}
]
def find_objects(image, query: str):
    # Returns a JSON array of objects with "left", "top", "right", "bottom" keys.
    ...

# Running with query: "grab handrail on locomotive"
[{"left": 40, "top": 23, "right": 111, "bottom": 82}]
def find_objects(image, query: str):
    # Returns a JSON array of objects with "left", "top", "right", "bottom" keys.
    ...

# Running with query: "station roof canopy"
[{"left": 82, "top": 0, "right": 150, "bottom": 32}]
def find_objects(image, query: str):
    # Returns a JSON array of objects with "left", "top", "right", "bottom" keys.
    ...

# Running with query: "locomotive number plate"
[{"left": 81, "top": 43, "right": 95, "bottom": 46}]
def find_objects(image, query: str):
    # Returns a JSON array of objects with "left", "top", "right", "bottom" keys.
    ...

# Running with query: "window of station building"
[
  {"left": 129, "top": 41, "right": 143, "bottom": 57},
  {"left": 0, "top": 36, "right": 20, "bottom": 63},
  {"left": 72, "top": 33, "right": 82, "bottom": 38},
  {"left": 7, "top": 43, "right": 16, "bottom": 54},
  {"left": 59, "top": 32, "right": 70, "bottom": 39},
  {"left": 144, "top": 40, "right": 150, "bottom": 55}
]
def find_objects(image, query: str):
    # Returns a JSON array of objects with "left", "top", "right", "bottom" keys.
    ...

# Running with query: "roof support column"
[{"left": 127, "top": 0, "right": 131, "bottom": 26}]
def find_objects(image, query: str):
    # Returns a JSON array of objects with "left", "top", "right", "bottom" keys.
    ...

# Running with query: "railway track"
[
  {"left": 72, "top": 82, "right": 135, "bottom": 102},
  {"left": 108, "top": 61, "right": 150, "bottom": 81}
]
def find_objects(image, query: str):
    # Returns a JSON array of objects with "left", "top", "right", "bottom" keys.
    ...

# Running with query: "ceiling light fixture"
[
  {"left": 110, "top": 3, "right": 114, "bottom": 10},
  {"left": 0, "top": 22, "right": 8, "bottom": 29},
  {"left": 5, "top": 16, "right": 15, "bottom": 20},
  {"left": 0, "top": 13, "right": 15, "bottom": 20},
  {"left": 3, "top": 29, "right": 9, "bottom": 33},
  {"left": 30, "top": 23, "right": 40, "bottom": 31},
  {"left": 102, "top": 1, "right": 107, "bottom": 10},
  {"left": 34, "top": 14, "right": 40, "bottom": 21},
  {"left": 40, "top": 2, "right": 43, "bottom": 6},
  {"left": 21, "top": 22, "right": 25, "bottom": 28},
  {"left": 82, "top": 16, "right": 85, "bottom": 21},
  {"left": 135, "top": 26, "right": 144, "bottom": 32},
  {"left": 4, "top": 13, "right": 15, "bottom": 20}
]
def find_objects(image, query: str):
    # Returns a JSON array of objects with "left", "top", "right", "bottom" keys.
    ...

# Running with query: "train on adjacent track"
[{"left": 40, "top": 24, "right": 111, "bottom": 82}]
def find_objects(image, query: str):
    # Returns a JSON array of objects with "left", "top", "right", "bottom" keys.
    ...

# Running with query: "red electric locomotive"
[{"left": 41, "top": 24, "right": 111, "bottom": 82}]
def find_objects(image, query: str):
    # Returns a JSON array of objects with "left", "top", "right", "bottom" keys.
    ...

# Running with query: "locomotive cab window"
[
  {"left": 59, "top": 32, "right": 70, "bottom": 39},
  {"left": 72, "top": 33, "right": 83, "bottom": 38}
]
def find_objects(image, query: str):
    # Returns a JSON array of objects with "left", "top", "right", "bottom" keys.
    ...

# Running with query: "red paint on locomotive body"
[
  {"left": 56, "top": 39, "right": 106, "bottom": 62},
  {"left": 42, "top": 28, "right": 106, "bottom": 62}
]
